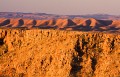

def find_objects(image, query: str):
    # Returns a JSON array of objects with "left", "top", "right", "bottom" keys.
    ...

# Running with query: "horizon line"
[{"left": 0, "top": 11, "right": 119, "bottom": 16}]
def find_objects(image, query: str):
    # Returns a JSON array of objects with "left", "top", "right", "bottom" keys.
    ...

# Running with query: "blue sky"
[{"left": 0, "top": 0, "right": 120, "bottom": 15}]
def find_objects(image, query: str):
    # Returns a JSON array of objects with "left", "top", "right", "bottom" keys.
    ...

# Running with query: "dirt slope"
[
  {"left": 0, "top": 18, "right": 120, "bottom": 32},
  {"left": 0, "top": 29, "right": 119, "bottom": 77}
]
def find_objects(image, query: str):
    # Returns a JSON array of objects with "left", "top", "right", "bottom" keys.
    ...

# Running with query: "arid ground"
[{"left": 0, "top": 13, "right": 120, "bottom": 77}]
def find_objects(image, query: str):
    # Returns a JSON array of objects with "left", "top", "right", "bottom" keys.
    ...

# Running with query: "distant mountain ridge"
[
  {"left": 0, "top": 12, "right": 120, "bottom": 20},
  {"left": 0, "top": 18, "right": 120, "bottom": 32}
]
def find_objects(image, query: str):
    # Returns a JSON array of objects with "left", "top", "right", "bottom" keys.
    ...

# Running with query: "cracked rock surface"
[{"left": 0, "top": 29, "right": 120, "bottom": 77}]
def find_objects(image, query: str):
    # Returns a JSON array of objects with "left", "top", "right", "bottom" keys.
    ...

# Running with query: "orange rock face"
[{"left": 0, "top": 29, "right": 119, "bottom": 77}]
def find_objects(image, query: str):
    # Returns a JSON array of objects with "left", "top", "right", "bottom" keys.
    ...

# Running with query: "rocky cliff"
[{"left": 0, "top": 29, "right": 119, "bottom": 77}]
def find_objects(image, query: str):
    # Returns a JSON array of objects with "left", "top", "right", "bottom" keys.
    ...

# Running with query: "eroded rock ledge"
[{"left": 0, "top": 29, "right": 120, "bottom": 77}]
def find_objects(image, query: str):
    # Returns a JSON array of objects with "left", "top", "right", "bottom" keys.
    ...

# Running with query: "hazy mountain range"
[{"left": 0, "top": 12, "right": 120, "bottom": 20}]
